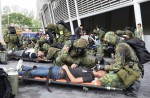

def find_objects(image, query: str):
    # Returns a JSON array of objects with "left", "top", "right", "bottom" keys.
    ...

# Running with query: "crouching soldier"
[
  {"left": 99, "top": 31, "right": 141, "bottom": 97},
  {"left": 55, "top": 38, "right": 96, "bottom": 69}
]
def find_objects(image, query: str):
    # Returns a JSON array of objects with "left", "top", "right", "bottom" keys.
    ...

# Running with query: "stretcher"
[
  {"left": 18, "top": 75, "right": 123, "bottom": 92},
  {"left": 8, "top": 55, "right": 52, "bottom": 63}
]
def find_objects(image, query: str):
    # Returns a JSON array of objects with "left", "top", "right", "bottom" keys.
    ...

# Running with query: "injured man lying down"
[{"left": 17, "top": 59, "right": 106, "bottom": 83}]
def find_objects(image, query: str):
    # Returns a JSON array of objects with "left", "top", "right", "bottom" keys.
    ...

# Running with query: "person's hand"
[
  {"left": 62, "top": 65, "right": 68, "bottom": 70},
  {"left": 38, "top": 51, "right": 44, "bottom": 57},
  {"left": 71, "top": 64, "right": 77, "bottom": 69},
  {"left": 64, "top": 46, "right": 70, "bottom": 52},
  {"left": 35, "top": 43, "right": 39, "bottom": 47}
]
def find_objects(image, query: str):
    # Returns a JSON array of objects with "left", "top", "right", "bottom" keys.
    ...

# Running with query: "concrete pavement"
[{"left": 0, "top": 60, "right": 150, "bottom": 98}]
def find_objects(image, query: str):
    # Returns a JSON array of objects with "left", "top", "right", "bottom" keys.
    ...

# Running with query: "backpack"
[
  {"left": 9, "top": 27, "right": 16, "bottom": 34},
  {"left": 4, "top": 34, "right": 10, "bottom": 43},
  {"left": 125, "top": 37, "right": 150, "bottom": 78},
  {"left": 0, "top": 68, "right": 15, "bottom": 98},
  {"left": 9, "top": 34, "right": 19, "bottom": 44},
  {"left": 125, "top": 37, "right": 150, "bottom": 64}
]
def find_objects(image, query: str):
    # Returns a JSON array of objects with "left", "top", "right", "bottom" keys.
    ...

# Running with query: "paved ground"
[{"left": 0, "top": 59, "right": 150, "bottom": 98}]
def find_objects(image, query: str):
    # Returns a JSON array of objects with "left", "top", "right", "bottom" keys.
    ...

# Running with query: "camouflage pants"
[
  {"left": 100, "top": 73, "right": 124, "bottom": 88},
  {"left": 96, "top": 44, "right": 104, "bottom": 58},
  {"left": 7, "top": 42, "right": 18, "bottom": 50},
  {"left": 58, "top": 34, "right": 64, "bottom": 43},
  {"left": 80, "top": 55, "right": 96, "bottom": 69}
]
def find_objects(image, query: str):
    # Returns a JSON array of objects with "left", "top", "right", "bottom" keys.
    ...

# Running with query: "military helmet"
[
  {"left": 47, "top": 47, "right": 60, "bottom": 60},
  {"left": 39, "top": 36, "right": 47, "bottom": 43},
  {"left": 74, "top": 38, "right": 88, "bottom": 48},
  {"left": 125, "top": 30, "right": 135, "bottom": 38},
  {"left": 116, "top": 30, "right": 124, "bottom": 36},
  {"left": 47, "top": 24, "right": 56, "bottom": 29},
  {"left": 103, "top": 31, "right": 117, "bottom": 45},
  {"left": 57, "top": 24, "right": 65, "bottom": 31},
  {"left": 31, "top": 37, "right": 37, "bottom": 43},
  {"left": 125, "top": 30, "right": 133, "bottom": 35}
]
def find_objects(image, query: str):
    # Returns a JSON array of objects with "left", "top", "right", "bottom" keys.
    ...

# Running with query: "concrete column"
[
  {"left": 47, "top": 2, "right": 52, "bottom": 23},
  {"left": 0, "top": 0, "right": 5, "bottom": 44},
  {"left": 42, "top": 11, "right": 47, "bottom": 26},
  {"left": 40, "top": 12, "right": 46, "bottom": 34},
  {"left": 66, "top": 0, "right": 74, "bottom": 34},
  {"left": 133, "top": 0, "right": 144, "bottom": 40},
  {"left": 74, "top": 0, "right": 81, "bottom": 26},
  {"left": 49, "top": 1, "right": 55, "bottom": 24}
]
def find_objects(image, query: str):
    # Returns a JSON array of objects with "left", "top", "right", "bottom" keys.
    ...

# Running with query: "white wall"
[
  {"left": 141, "top": 1, "right": 150, "bottom": 52},
  {"left": 144, "top": 35, "right": 150, "bottom": 52}
]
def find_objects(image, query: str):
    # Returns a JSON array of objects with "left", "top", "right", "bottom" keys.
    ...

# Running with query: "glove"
[{"left": 104, "top": 65, "right": 110, "bottom": 70}]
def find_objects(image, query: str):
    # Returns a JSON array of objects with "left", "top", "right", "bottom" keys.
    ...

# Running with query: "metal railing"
[
  {"left": 77, "top": 0, "right": 133, "bottom": 16},
  {"left": 37, "top": 0, "right": 133, "bottom": 24}
]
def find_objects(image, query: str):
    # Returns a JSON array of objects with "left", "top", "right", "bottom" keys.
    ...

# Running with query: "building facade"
[{"left": 36, "top": 0, "right": 150, "bottom": 51}]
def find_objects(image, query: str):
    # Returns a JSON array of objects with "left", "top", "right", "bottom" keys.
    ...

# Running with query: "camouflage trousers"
[
  {"left": 57, "top": 35, "right": 69, "bottom": 44},
  {"left": 99, "top": 73, "right": 124, "bottom": 88},
  {"left": 96, "top": 44, "right": 104, "bottom": 58},
  {"left": 80, "top": 55, "right": 96, "bottom": 69},
  {"left": 58, "top": 34, "right": 64, "bottom": 43},
  {"left": 7, "top": 42, "right": 18, "bottom": 50}
]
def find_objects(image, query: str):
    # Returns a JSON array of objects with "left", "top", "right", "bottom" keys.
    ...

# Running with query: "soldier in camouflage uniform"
[
  {"left": 115, "top": 30, "right": 125, "bottom": 37},
  {"left": 46, "top": 24, "right": 58, "bottom": 43},
  {"left": 4, "top": 28, "right": 19, "bottom": 50},
  {"left": 39, "top": 34, "right": 47, "bottom": 43},
  {"left": 57, "top": 22, "right": 71, "bottom": 44},
  {"left": 55, "top": 38, "right": 96, "bottom": 69},
  {"left": 46, "top": 47, "right": 61, "bottom": 61},
  {"left": 100, "top": 31, "right": 141, "bottom": 89},
  {"left": 46, "top": 21, "right": 71, "bottom": 44},
  {"left": 42, "top": 43, "right": 51, "bottom": 52},
  {"left": 27, "top": 37, "right": 37, "bottom": 48},
  {"left": 93, "top": 27, "right": 106, "bottom": 58}
]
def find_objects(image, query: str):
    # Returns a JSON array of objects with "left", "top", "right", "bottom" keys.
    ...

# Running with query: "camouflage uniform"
[
  {"left": 100, "top": 31, "right": 141, "bottom": 88},
  {"left": 55, "top": 38, "right": 95, "bottom": 68},
  {"left": 55, "top": 40, "right": 80, "bottom": 66},
  {"left": 57, "top": 24, "right": 71, "bottom": 43},
  {"left": 46, "top": 24, "right": 58, "bottom": 43},
  {"left": 96, "top": 44, "right": 104, "bottom": 58},
  {"left": 4, "top": 29, "right": 19, "bottom": 50},
  {"left": 93, "top": 28, "right": 105, "bottom": 42},
  {"left": 22, "top": 41, "right": 28, "bottom": 49},
  {"left": 125, "top": 30, "right": 135, "bottom": 38},
  {"left": 46, "top": 23, "right": 71, "bottom": 44},
  {"left": 26, "top": 37, "right": 37, "bottom": 49},
  {"left": 46, "top": 47, "right": 60, "bottom": 61},
  {"left": 18, "top": 35, "right": 22, "bottom": 44},
  {"left": 115, "top": 30, "right": 125, "bottom": 37},
  {"left": 34, "top": 44, "right": 40, "bottom": 55},
  {"left": 39, "top": 36, "right": 47, "bottom": 43},
  {"left": 93, "top": 28, "right": 105, "bottom": 58},
  {"left": 28, "top": 43, "right": 35, "bottom": 48},
  {"left": 7, "top": 42, "right": 18, "bottom": 50},
  {"left": 42, "top": 43, "right": 51, "bottom": 52}
]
